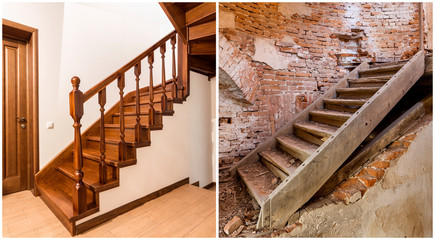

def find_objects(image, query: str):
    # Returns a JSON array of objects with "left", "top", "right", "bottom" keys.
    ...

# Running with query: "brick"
[
  {"left": 369, "top": 159, "right": 390, "bottom": 169},
  {"left": 218, "top": 2, "right": 420, "bottom": 163}
]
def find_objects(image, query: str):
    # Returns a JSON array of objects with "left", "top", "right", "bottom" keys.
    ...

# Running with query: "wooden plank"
[
  {"left": 190, "top": 40, "right": 216, "bottom": 55},
  {"left": 188, "top": 20, "right": 216, "bottom": 41},
  {"left": 262, "top": 160, "right": 288, "bottom": 181},
  {"left": 277, "top": 135, "right": 317, "bottom": 161},
  {"left": 259, "top": 149, "right": 300, "bottom": 176},
  {"left": 238, "top": 162, "right": 278, "bottom": 205},
  {"left": 264, "top": 51, "right": 424, "bottom": 229},
  {"left": 189, "top": 55, "right": 215, "bottom": 76},
  {"left": 229, "top": 62, "right": 369, "bottom": 176},
  {"left": 185, "top": 3, "right": 216, "bottom": 26},
  {"left": 159, "top": 3, "right": 187, "bottom": 44},
  {"left": 314, "top": 95, "right": 432, "bottom": 198}
]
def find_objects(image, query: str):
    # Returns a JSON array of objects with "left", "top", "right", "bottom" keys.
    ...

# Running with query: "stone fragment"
[
  {"left": 224, "top": 216, "right": 243, "bottom": 235},
  {"left": 271, "top": 177, "right": 278, "bottom": 185},
  {"left": 230, "top": 225, "right": 245, "bottom": 237}
]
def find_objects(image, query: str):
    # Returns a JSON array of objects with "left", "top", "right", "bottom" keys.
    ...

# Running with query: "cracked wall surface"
[
  {"left": 277, "top": 116, "right": 432, "bottom": 237},
  {"left": 219, "top": 2, "right": 423, "bottom": 164}
]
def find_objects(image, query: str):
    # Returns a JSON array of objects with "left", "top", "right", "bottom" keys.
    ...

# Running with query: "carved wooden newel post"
[
  {"left": 98, "top": 88, "right": 107, "bottom": 184},
  {"left": 69, "top": 76, "right": 87, "bottom": 214},
  {"left": 148, "top": 52, "right": 155, "bottom": 125},
  {"left": 160, "top": 43, "right": 168, "bottom": 112},
  {"left": 170, "top": 35, "right": 177, "bottom": 99}
]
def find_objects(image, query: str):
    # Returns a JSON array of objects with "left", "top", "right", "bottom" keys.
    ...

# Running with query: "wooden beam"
[
  {"left": 190, "top": 40, "right": 216, "bottom": 55},
  {"left": 264, "top": 51, "right": 424, "bottom": 229},
  {"left": 159, "top": 3, "right": 187, "bottom": 44},
  {"left": 186, "top": 3, "right": 216, "bottom": 26},
  {"left": 419, "top": 2, "right": 424, "bottom": 51},
  {"left": 314, "top": 95, "right": 432, "bottom": 198},
  {"left": 189, "top": 55, "right": 215, "bottom": 76},
  {"left": 188, "top": 20, "right": 216, "bottom": 41}
]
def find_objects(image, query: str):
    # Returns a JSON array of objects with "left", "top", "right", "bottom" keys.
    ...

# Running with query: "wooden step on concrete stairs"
[
  {"left": 230, "top": 51, "right": 425, "bottom": 229},
  {"left": 34, "top": 31, "right": 190, "bottom": 236}
]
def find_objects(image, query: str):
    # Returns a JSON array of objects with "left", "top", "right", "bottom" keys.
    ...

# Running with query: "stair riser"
[
  {"left": 112, "top": 114, "right": 163, "bottom": 125},
  {"left": 348, "top": 82, "right": 386, "bottom": 88},
  {"left": 86, "top": 140, "right": 136, "bottom": 160},
  {"left": 359, "top": 70, "right": 397, "bottom": 78},
  {"left": 133, "top": 92, "right": 169, "bottom": 102},
  {"left": 261, "top": 158, "right": 288, "bottom": 181},
  {"left": 278, "top": 142, "right": 311, "bottom": 162},
  {"left": 337, "top": 91, "right": 376, "bottom": 99},
  {"left": 310, "top": 114, "right": 347, "bottom": 127},
  {"left": 124, "top": 101, "right": 173, "bottom": 112},
  {"left": 293, "top": 128, "right": 325, "bottom": 146},
  {"left": 324, "top": 104, "right": 359, "bottom": 113},
  {"left": 56, "top": 160, "right": 117, "bottom": 191},
  {"left": 103, "top": 127, "right": 150, "bottom": 143}
]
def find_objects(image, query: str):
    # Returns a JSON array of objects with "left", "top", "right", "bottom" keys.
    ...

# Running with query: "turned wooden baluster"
[
  {"left": 160, "top": 43, "right": 168, "bottom": 112},
  {"left": 148, "top": 52, "right": 155, "bottom": 125},
  {"left": 170, "top": 35, "right": 177, "bottom": 99},
  {"left": 118, "top": 74, "right": 127, "bottom": 161},
  {"left": 134, "top": 63, "right": 141, "bottom": 142},
  {"left": 69, "top": 76, "right": 87, "bottom": 214},
  {"left": 98, "top": 88, "right": 107, "bottom": 184}
]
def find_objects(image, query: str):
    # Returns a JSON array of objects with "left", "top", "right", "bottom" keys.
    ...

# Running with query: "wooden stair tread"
[
  {"left": 87, "top": 136, "right": 135, "bottom": 144},
  {"left": 347, "top": 78, "right": 389, "bottom": 84},
  {"left": 293, "top": 121, "right": 338, "bottom": 138},
  {"left": 310, "top": 109, "right": 353, "bottom": 120},
  {"left": 360, "top": 62, "right": 405, "bottom": 73},
  {"left": 104, "top": 123, "right": 150, "bottom": 129},
  {"left": 57, "top": 160, "right": 118, "bottom": 192},
  {"left": 323, "top": 98, "right": 367, "bottom": 106},
  {"left": 112, "top": 111, "right": 162, "bottom": 117},
  {"left": 238, "top": 161, "right": 281, "bottom": 205},
  {"left": 259, "top": 148, "right": 301, "bottom": 176},
  {"left": 336, "top": 87, "right": 381, "bottom": 93},
  {"left": 276, "top": 135, "right": 318, "bottom": 161},
  {"left": 37, "top": 172, "right": 97, "bottom": 221},
  {"left": 124, "top": 98, "right": 172, "bottom": 106},
  {"left": 347, "top": 76, "right": 391, "bottom": 81},
  {"left": 82, "top": 148, "right": 136, "bottom": 168}
]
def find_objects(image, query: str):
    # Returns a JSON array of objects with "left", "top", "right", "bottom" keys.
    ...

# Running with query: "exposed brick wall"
[
  {"left": 219, "top": 2, "right": 422, "bottom": 164},
  {"left": 330, "top": 128, "right": 420, "bottom": 205}
]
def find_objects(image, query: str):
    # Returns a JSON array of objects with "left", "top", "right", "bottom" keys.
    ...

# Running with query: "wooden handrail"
[
  {"left": 68, "top": 29, "right": 188, "bottom": 215},
  {"left": 83, "top": 30, "right": 177, "bottom": 102}
]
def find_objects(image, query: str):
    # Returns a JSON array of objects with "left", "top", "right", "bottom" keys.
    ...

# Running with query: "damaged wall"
[
  {"left": 219, "top": 2, "right": 423, "bottom": 164},
  {"left": 279, "top": 118, "right": 432, "bottom": 237}
]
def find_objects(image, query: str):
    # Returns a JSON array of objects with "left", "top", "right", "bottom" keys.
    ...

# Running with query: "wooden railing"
[{"left": 68, "top": 30, "right": 187, "bottom": 214}]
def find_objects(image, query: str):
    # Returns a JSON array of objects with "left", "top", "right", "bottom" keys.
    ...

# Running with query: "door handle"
[{"left": 16, "top": 117, "right": 26, "bottom": 123}]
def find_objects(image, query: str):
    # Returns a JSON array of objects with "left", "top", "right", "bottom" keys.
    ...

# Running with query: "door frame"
[{"left": 2, "top": 19, "right": 39, "bottom": 195}]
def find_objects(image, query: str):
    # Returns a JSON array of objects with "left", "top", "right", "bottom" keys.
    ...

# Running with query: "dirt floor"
[{"left": 218, "top": 164, "right": 274, "bottom": 238}]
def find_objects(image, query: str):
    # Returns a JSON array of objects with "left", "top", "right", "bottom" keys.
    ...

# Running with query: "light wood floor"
[{"left": 2, "top": 184, "right": 216, "bottom": 238}]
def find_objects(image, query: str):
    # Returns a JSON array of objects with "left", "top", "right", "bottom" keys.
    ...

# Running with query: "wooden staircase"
[
  {"left": 230, "top": 51, "right": 425, "bottom": 229},
  {"left": 34, "top": 31, "right": 190, "bottom": 235},
  {"left": 34, "top": 3, "right": 216, "bottom": 236}
]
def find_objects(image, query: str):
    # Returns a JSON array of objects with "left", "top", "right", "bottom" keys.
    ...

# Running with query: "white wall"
[
  {"left": 2, "top": 2, "right": 176, "bottom": 167},
  {"left": 2, "top": 2, "right": 65, "bottom": 166},
  {"left": 211, "top": 76, "right": 217, "bottom": 182}
]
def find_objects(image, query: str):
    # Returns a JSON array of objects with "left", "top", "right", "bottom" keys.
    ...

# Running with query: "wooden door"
[{"left": 3, "top": 37, "right": 28, "bottom": 195}]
